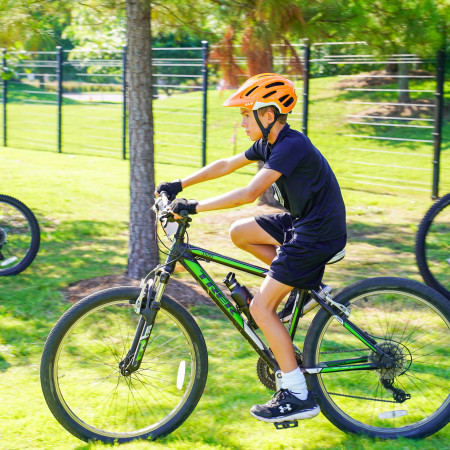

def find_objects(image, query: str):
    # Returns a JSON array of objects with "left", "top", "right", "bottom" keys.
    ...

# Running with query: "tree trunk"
[
  {"left": 126, "top": 0, "right": 159, "bottom": 279},
  {"left": 398, "top": 62, "right": 410, "bottom": 103}
]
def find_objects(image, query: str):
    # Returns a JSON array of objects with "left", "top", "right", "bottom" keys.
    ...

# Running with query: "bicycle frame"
[{"left": 129, "top": 214, "right": 391, "bottom": 377}]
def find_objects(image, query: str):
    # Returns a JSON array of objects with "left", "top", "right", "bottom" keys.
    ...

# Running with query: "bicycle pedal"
[{"left": 274, "top": 420, "right": 298, "bottom": 429}]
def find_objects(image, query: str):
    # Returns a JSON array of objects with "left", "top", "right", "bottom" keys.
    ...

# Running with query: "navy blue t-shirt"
[{"left": 245, "top": 124, "right": 346, "bottom": 242}]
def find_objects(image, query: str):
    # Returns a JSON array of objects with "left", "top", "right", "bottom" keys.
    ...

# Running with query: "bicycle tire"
[
  {"left": 40, "top": 286, "right": 208, "bottom": 443},
  {"left": 0, "top": 194, "right": 40, "bottom": 276},
  {"left": 415, "top": 193, "right": 450, "bottom": 299},
  {"left": 303, "top": 277, "right": 450, "bottom": 439}
]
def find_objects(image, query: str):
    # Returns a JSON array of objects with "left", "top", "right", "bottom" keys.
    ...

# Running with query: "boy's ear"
[{"left": 266, "top": 109, "right": 275, "bottom": 124}]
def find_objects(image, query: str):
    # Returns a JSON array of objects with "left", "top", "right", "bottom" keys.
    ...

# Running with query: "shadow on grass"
[
  {"left": 347, "top": 220, "right": 414, "bottom": 253},
  {"left": 0, "top": 218, "right": 128, "bottom": 364},
  {"left": 7, "top": 82, "right": 82, "bottom": 105}
]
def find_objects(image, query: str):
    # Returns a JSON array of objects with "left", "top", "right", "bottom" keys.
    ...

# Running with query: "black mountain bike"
[
  {"left": 416, "top": 193, "right": 450, "bottom": 300},
  {"left": 0, "top": 194, "right": 40, "bottom": 276},
  {"left": 41, "top": 193, "right": 450, "bottom": 444}
]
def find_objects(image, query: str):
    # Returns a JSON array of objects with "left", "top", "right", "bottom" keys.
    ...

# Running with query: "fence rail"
[{"left": 0, "top": 42, "right": 448, "bottom": 197}]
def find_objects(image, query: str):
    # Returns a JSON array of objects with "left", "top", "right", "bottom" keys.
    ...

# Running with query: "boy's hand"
[
  {"left": 169, "top": 198, "right": 198, "bottom": 219},
  {"left": 155, "top": 180, "right": 182, "bottom": 200}
]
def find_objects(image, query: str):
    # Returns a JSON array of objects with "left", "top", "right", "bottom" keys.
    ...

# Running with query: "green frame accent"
[
  {"left": 150, "top": 238, "right": 388, "bottom": 374},
  {"left": 189, "top": 246, "right": 267, "bottom": 277},
  {"left": 320, "top": 363, "right": 376, "bottom": 373}
]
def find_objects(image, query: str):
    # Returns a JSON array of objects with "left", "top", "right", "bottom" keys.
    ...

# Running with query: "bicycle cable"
[{"left": 154, "top": 212, "right": 190, "bottom": 263}]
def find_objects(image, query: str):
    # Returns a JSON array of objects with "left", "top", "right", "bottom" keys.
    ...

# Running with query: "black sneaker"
[
  {"left": 250, "top": 389, "right": 320, "bottom": 423},
  {"left": 277, "top": 290, "right": 299, "bottom": 323}
]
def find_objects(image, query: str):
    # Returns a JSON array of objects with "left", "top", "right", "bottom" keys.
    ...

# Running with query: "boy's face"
[{"left": 240, "top": 108, "right": 271, "bottom": 141}]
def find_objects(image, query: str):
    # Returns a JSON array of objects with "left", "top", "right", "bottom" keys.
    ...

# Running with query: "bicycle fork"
[{"left": 119, "top": 271, "right": 168, "bottom": 376}]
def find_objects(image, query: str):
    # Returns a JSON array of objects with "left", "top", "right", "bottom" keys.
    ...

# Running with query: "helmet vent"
[
  {"left": 266, "top": 82, "right": 284, "bottom": 88},
  {"left": 279, "top": 94, "right": 289, "bottom": 102},
  {"left": 245, "top": 86, "right": 258, "bottom": 97},
  {"left": 283, "top": 97, "right": 295, "bottom": 108},
  {"left": 263, "top": 90, "right": 276, "bottom": 98}
]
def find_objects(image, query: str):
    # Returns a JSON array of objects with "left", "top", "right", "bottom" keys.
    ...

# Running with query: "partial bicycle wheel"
[
  {"left": 0, "top": 194, "right": 40, "bottom": 276},
  {"left": 303, "top": 277, "right": 450, "bottom": 439},
  {"left": 40, "top": 286, "right": 208, "bottom": 443},
  {"left": 416, "top": 193, "right": 450, "bottom": 299}
]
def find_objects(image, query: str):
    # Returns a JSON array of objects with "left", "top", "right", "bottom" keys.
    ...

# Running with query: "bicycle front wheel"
[
  {"left": 41, "top": 286, "right": 208, "bottom": 443},
  {"left": 0, "top": 194, "right": 40, "bottom": 275},
  {"left": 416, "top": 193, "right": 450, "bottom": 299},
  {"left": 303, "top": 277, "right": 450, "bottom": 439}
]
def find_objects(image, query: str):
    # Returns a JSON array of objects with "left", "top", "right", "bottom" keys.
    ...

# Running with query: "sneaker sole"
[{"left": 250, "top": 405, "right": 320, "bottom": 423}]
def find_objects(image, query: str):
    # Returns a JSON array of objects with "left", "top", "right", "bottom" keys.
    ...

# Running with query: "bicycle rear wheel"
[
  {"left": 0, "top": 194, "right": 40, "bottom": 275},
  {"left": 41, "top": 286, "right": 208, "bottom": 443},
  {"left": 416, "top": 193, "right": 450, "bottom": 299},
  {"left": 303, "top": 277, "right": 450, "bottom": 439}
]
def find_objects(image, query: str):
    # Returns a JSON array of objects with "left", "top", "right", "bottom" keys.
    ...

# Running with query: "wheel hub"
[
  {"left": 369, "top": 340, "right": 411, "bottom": 379},
  {"left": 0, "top": 228, "right": 6, "bottom": 246}
]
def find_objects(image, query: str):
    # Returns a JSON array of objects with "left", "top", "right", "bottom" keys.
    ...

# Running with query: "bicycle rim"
[
  {"left": 0, "top": 196, "right": 39, "bottom": 275},
  {"left": 424, "top": 199, "right": 450, "bottom": 297},
  {"left": 312, "top": 288, "right": 449, "bottom": 435},
  {"left": 52, "top": 298, "right": 200, "bottom": 439}
]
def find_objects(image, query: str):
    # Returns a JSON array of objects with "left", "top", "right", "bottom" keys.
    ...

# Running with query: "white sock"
[{"left": 281, "top": 367, "right": 308, "bottom": 400}]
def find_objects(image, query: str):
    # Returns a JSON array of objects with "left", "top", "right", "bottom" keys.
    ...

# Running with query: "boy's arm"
[
  {"left": 196, "top": 167, "right": 281, "bottom": 213},
  {"left": 181, "top": 152, "right": 253, "bottom": 189}
]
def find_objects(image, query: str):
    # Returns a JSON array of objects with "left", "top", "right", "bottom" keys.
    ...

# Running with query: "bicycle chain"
[
  {"left": 320, "top": 348, "right": 368, "bottom": 354},
  {"left": 321, "top": 348, "right": 401, "bottom": 403},
  {"left": 327, "top": 392, "right": 399, "bottom": 404}
]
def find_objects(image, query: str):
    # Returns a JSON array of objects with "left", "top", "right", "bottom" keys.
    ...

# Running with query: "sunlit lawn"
[{"left": 0, "top": 74, "right": 449, "bottom": 448}]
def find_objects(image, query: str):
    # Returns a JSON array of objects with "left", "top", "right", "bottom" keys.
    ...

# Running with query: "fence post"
[
  {"left": 302, "top": 44, "right": 311, "bottom": 137},
  {"left": 56, "top": 46, "right": 63, "bottom": 153},
  {"left": 432, "top": 48, "right": 446, "bottom": 199},
  {"left": 122, "top": 44, "right": 127, "bottom": 160},
  {"left": 2, "top": 48, "right": 6, "bottom": 147},
  {"left": 201, "top": 40, "right": 209, "bottom": 167}
]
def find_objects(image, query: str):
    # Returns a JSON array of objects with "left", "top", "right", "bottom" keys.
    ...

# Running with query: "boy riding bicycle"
[{"left": 156, "top": 73, "right": 346, "bottom": 423}]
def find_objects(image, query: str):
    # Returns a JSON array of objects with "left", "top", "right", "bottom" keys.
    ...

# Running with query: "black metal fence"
[
  {"left": 1, "top": 41, "right": 448, "bottom": 197},
  {"left": 0, "top": 43, "right": 208, "bottom": 163}
]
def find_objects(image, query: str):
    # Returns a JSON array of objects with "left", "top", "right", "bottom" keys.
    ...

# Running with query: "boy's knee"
[
  {"left": 229, "top": 219, "right": 251, "bottom": 247},
  {"left": 249, "top": 297, "right": 266, "bottom": 322}
]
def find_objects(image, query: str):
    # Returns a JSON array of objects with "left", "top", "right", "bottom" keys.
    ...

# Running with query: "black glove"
[
  {"left": 156, "top": 179, "right": 182, "bottom": 200},
  {"left": 170, "top": 198, "right": 198, "bottom": 215}
]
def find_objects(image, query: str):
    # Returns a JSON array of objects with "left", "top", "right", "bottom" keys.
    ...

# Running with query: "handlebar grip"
[
  {"left": 160, "top": 191, "right": 169, "bottom": 207},
  {"left": 179, "top": 210, "right": 189, "bottom": 218}
]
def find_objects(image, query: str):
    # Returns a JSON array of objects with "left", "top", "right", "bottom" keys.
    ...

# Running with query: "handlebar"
[{"left": 153, "top": 191, "right": 190, "bottom": 226}]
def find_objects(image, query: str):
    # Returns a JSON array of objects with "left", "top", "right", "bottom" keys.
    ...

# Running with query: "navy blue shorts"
[{"left": 255, "top": 213, "right": 347, "bottom": 290}]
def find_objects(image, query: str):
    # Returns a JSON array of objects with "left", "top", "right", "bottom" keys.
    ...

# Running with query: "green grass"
[
  {"left": 1, "top": 74, "right": 449, "bottom": 194},
  {"left": 1, "top": 73, "right": 449, "bottom": 448},
  {"left": 0, "top": 143, "right": 449, "bottom": 449}
]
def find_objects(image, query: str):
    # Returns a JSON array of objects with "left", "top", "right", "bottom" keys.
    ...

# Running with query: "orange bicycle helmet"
[{"left": 223, "top": 73, "right": 297, "bottom": 114}]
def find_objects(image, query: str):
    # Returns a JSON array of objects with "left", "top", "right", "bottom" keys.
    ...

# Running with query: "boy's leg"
[
  {"left": 229, "top": 217, "right": 280, "bottom": 265},
  {"left": 250, "top": 276, "right": 297, "bottom": 372},
  {"left": 249, "top": 275, "right": 320, "bottom": 423}
]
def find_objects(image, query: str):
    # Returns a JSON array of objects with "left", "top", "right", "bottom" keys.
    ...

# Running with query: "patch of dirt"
[
  {"left": 337, "top": 69, "right": 450, "bottom": 119},
  {"left": 63, "top": 274, "right": 212, "bottom": 306},
  {"left": 357, "top": 99, "right": 437, "bottom": 120},
  {"left": 63, "top": 204, "right": 284, "bottom": 307},
  {"left": 336, "top": 69, "right": 433, "bottom": 89}
]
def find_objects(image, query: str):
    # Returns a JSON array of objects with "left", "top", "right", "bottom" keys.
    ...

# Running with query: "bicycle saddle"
[{"left": 326, "top": 248, "right": 346, "bottom": 265}]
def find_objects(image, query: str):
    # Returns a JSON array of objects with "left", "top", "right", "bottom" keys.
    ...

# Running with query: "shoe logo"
[{"left": 279, "top": 404, "right": 292, "bottom": 413}]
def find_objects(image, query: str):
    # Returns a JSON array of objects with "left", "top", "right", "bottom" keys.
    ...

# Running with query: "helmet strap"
[{"left": 253, "top": 109, "right": 280, "bottom": 145}]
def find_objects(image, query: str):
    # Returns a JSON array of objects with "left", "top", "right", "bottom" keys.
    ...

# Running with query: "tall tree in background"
[
  {"left": 126, "top": 0, "right": 159, "bottom": 279},
  {"left": 348, "top": 0, "right": 449, "bottom": 103}
]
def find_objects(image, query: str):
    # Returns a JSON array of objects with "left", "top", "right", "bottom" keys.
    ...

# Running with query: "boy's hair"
[{"left": 257, "top": 105, "right": 288, "bottom": 124}]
